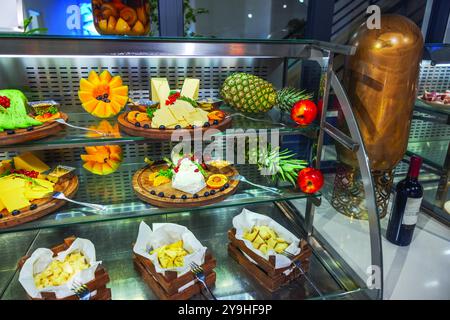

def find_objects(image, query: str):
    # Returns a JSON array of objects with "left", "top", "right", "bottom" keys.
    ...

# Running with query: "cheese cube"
[
  {"left": 150, "top": 78, "right": 171, "bottom": 103},
  {"left": 13, "top": 152, "right": 50, "bottom": 173},
  {"left": 180, "top": 78, "right": 200, "bottom": 100},
  {"left": 0, "top": 188, "right": 30, "bottom": 212}
]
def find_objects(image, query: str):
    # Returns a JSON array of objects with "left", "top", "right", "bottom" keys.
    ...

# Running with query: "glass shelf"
[
  {"left": 0, "top": 162, "right": 319, "bottom": 234},
  {"left": 0, "top": 107, "right": 317, "bottom": 152},
  {"left": 0, "top": 34, "right": 354, "bottom": 56},
  {"left": 415, "top": 99, "right": 450, "bottom": 117},
  {"left": 407, "top": 140, "right": 449, "bottom": 171}
]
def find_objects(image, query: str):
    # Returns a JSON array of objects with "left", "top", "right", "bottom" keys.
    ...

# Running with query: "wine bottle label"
[{"left": 402, "top": 197, "right": 423, "bottom": 225}]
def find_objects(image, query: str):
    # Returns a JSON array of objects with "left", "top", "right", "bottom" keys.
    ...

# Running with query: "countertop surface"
[{"left": 292, "top": 198, "right": 450, "bottom": 300}]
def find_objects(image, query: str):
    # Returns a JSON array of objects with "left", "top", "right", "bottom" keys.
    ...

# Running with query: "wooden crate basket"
[
  {"left": 17, "top": 236, "right": 111, "bottom": 300},
  {"left": 133, "top": 250, "right": 216, "bottom": 300},
  {"left": 228, "top": 228, "right": 312, "bottom": 292}
]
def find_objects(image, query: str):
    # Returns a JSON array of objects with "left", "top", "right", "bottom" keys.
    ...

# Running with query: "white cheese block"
[
  {"left": 150, "top": 78, "right": 171, "bottom": 103},
  {"left": 180, "top": 78, "right": 200, "bottom": 100},
  {"left": 172, "top": 159, "right": 206, "bottom": 194}
]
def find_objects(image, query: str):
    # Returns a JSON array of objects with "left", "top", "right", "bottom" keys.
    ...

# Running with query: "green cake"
[{"left": 0, "top": 90, "right": 42, "bottom": 131}]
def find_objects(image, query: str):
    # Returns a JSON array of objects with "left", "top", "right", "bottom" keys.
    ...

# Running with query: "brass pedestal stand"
[{"left": 331, "top": 164, "right": 393, "bottom": 220}]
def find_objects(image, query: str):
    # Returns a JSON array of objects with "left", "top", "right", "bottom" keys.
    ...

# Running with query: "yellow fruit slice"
[
  {"left": 148, "top": 172, "right": 158, "bottom": 183},
  {"left": 78, "top": 91, "right": 95, "bottom": 104},
  {"left": 132, "top": 20, "right": 145, "bottom": 33},
  {"left": 115, "top": 18, "right": 131, "bottom": 34},
  {"left": 111, "top": 95, "right": 128, "bottom": 107},
  {"left": 99, "top": 70, "right": 112, "bottom": 83},
  {"left": 111, "top": 86, "right": 129, "bottom": 97},
  {"left": 87, "top": 70, "right": 101, "bottom": 85},
  {"left": 109, "top": 76, "right": 123, "bottom": 89},
  {"left": 107, "top": 16, "right": 117, "bottom": 32},
  {"left": 82, "top": 99, "right": 99, "bottom": 113},
  {"left": 80, "top": 78, "right": 95, "bottom": 92},
  {"left": 153, "top": 175, "right": 171, "bottom": 187},
  {"left": 98, "top": 19, "right": 108, "bottom": 32},
  {"left": 206, "top": 174, "right": 228, "bottom": 189}
]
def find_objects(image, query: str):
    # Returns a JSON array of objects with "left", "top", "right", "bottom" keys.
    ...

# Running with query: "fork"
[
  {"left": 190, "top": 262, "right": 217, "bottom": 300},
  {"left": 231, "top": 174, "right": 282, "bottom": 195},
  {"left": 71, "top": 280, "right": 91, "bottom": 300},
  {"left": 281, "top": 250, "right": 324, "bottom": 299},
  {"left": 54, "top": 118, "right": 110, "bottom": 136},
  {"left": 53, "top": 192, "right": 107, "bottom": 211}
]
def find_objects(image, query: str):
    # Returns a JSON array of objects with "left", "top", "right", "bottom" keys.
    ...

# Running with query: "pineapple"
[{"left": 220, "top": 73, "right": 312, "bottom": 113}]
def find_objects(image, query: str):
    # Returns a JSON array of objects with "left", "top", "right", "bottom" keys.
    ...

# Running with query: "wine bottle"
[{"left": 386, "top": 156, "right": 423, "bottom": 246}]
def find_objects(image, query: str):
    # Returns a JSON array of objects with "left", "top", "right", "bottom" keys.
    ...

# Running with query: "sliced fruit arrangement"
[
  {"left": 243, "top": 225, "right": 290, "bottom": 255},
  {"left": 78, "top": 70, "right": 129, "bottom": 118},
  {"left": 220, "top": 73, "right": 312, "bottom": 113},
  {"left": 81, "top": 145, "right": 123, "bottom": 175},
  {"left": 93, "top": 0, "right": 150, "bottom": 36}
]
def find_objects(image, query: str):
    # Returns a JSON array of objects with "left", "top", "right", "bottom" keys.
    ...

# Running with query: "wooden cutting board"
[
  {"left": 132, "top": 163, "right": 239, "bottom": 208},
  {"left": 0, "top": 175, "right": 79, "bottom": 229},
  {"left": 0, "top": 112, "right": 68, "bottom": 146},
  {"left": 118, "top": 111, "right": 232, "bottom": 140}
]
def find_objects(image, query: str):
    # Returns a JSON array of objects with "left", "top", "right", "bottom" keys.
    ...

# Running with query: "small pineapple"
[{"left": 220, "top": 73, "right": 312, "bottom": 113}]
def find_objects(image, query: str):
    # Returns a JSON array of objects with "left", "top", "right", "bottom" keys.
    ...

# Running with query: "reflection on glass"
[{"left": 187, "top": 0, "right": 308, "bottom": 39}]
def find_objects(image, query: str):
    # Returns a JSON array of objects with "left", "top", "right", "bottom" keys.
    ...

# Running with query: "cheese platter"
[
  {"left": 0, "top": 91, "right": 68, "bottom": 146},
  {"left": 0, "top": 153, "right": 79, "bottom": 229},
  {"left": 132, "top": 154, "right": 240, "bottom": 208},
  {"left": 118, "top": 77, "right": 233, "bottom": 140}
]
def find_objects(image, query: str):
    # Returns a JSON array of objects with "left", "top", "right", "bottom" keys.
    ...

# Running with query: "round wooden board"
[
  {"left": 0, "top": 113, "right": 68, "bottom": 146},
  {"left": 0, "top": 175, "right": 79, "bottom": 229},
  {"left": 132, "top": 163, "right": 240, "bottom": 208},
  {"left": 417, "top": 97, "right": 450, "bottom": 111},
  {"left": 118, "top": 111, "right": 233, "bottom": 141}
]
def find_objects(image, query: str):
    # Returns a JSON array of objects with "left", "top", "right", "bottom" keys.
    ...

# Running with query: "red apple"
[
  {"left": 297, "top": 167, "right": 324, "bottom": 194},
  {"left": 291, "top": 100, "right": 317, "bottom": 125}
]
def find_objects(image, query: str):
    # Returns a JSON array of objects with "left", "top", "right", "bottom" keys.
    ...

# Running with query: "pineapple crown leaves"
[
  {"left": 249, "top": 144, "right": 308, "bottom": 186},
  {"left": 276, "top": 88, "right": 314, "bottom": 112}
]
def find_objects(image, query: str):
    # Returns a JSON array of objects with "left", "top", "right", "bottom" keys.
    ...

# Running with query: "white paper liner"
[
  {"left": 133, "top": 221, "right": 207, "bottom": 292},
  {"left": 18, "top": 238, "right": 101, "bottom": 299},
  {"left": 233, "top": 208, "right": 301, "bottom": 269}
]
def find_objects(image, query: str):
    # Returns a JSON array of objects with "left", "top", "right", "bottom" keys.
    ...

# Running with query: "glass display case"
[
  {"left": 406, "top": 44, "right": 450, "bottom": 225},
  {"left": 0, "top": 34, "right": 383, "bottom": 300}
]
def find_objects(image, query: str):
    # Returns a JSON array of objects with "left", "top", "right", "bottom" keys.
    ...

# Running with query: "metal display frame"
[{"left": 0, "top": 36, "right": 382, "bottom": 300}]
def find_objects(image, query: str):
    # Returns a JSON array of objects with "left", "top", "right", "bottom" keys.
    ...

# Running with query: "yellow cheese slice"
[
  {"left": 150, "top": 78, "right": 170, "bottom": 103},
  {"left": 180, "top": 78, "right": 200, "bottom": 100},
  {"left": 151, "top": 107, "right": 178, "bottom": 128},
  {"left": 13, "top": 152, "right": 50, "bottom": 173},
  {"left": 0, "top": 176, "right": 26, "bottom": 192},
  {"left": 0, "top": 199, "right": 5, "bottom": 212},
  {"left": 0, "top": 188, "right": 30, "bottom": 212}
]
